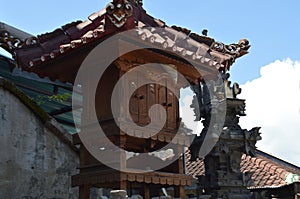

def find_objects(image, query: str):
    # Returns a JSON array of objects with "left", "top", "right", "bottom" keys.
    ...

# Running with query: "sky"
[{"left": 1, "top": 1, "right": 300, "bottom": 165}]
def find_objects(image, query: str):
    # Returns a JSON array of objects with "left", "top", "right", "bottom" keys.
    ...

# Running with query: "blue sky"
[{"left": 1, "top": 1, "right": 300, "bottom": 165}]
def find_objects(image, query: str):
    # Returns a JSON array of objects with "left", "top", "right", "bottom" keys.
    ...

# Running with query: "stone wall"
[{"left": 0, "top": 85, "right": 79, "bottom": 199}]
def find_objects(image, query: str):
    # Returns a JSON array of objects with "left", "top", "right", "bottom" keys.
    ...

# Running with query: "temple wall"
[{"left": 0, "top": 86, "right": 79, "bottom": 199}]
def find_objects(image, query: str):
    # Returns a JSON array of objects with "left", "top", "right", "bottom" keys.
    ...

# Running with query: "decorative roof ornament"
[
  {"left": 223, "top": 73, "right": 242, "bottom": 99},
  {"left": 135, "top": 0, "right": 143, "bottom": 6},
  {"left": 0, "top": 31, "right": 39, "bottom": 54},
  {"left": 211, "top": 38, "right": 250, "bottom": 58},
  {"left": 202, "top": 29, "right": 208, "bottom": 36},
  {"left": 0, "top": 31, "right": 21, "bottom": 54},
  {"left": 106, "top": 0, "right": 133, "bottom": 28},
  {"left": 128, "top": 0, "right": 143, "bottom": 6}
]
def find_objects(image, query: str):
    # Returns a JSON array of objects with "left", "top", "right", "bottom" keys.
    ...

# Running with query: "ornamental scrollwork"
[
  {"left": 0, "top": 31, "right": 22, "bottom": 54},
  {"left": 106, "top": 0, "right": 133, "bottom": 28},
  {"left": 211, "top": 38, "right": 250, "bottom": 57},
  {"left": 136, "top": 0, "right": 143, "bottom": 6},
  {"left": 0, "top": 31, "right": 39, "bottom": 54}
]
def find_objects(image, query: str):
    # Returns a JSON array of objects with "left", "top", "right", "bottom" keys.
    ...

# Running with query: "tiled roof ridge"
[
  {"left": 256, "top": 150, "right": 300, "bottom": 172},
  {"left": 243, "top": 154, "right": 290, "bottom": 181},
  {"left": 171, "top": 25, "right": 215, "bottom": 47},
  {"left": 241, "top": 152, "right": 300, "bottom": 187},
  {"left": 187, "top": 151, "right": 300, "bottom": 188},
  {"left": 24, "top": 13, "right": 226, "bottom": 71},
  {"left": 37, "top": 21, "right": 83, "bottom": 43},
  {"left": 23, "top": 1, "right": 152, "bottom": 67},
  {"left": 255, "top": 150, "right": 300, "bottom": 184},
  {"left": 241, "top": 154, "right": 281, "bottom": 186},
  {"left": 26, "top": 11, "right": 107, "bottom": 68}
]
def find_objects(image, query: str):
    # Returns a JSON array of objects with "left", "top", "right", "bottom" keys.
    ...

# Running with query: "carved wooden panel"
[{"left": 129, "top": 84, "right": 178, "bottom": 130}]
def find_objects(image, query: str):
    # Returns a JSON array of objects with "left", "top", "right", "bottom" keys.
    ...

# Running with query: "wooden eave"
[
  {"left": 18, "top": 33, "right": 223, "bottom": 84},
  {"left": 71, "top": 168, "right": 192, "bottom": 187}
]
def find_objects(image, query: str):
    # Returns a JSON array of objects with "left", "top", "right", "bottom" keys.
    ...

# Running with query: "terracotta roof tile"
[
  {"left": 269, "top": 166, "right": 277, "bottom": 175},
  {"left": 254, "top": 157, "right": 261, "bottom": 165},
  {"left": 259, "top": 160, "right": 268, "bottom": 168},
  {"left": 241, "top": 154, "right": 246, "bottom": 160},
  {"left": 185, "top": 153, "right": 204, "bottom": 178},
  {"left": 264, "top": 163, "right": 272, "bottom": 171},
  {"left": 185, "top": 150, "right": 300, "bottom": 188}
]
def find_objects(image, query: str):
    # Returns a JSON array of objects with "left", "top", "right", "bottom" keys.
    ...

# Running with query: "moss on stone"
[{"left": 0, "top": 78, "right": 50, "bottom": 122}]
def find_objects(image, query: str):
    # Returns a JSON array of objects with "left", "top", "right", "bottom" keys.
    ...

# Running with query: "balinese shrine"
[{"left": 1, "top": 0, "right": 300, "bottom": 199}]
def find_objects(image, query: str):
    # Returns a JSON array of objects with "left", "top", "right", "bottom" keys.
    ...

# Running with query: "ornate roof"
[{"left": 0, "top": 0, "right": 250, "bottom": 83}]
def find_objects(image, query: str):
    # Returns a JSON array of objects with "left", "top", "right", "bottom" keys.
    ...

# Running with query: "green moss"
[
  {"left": 36, "top": 92, "right": 71, "bottom": 105},
  {"left": 0, "top": 78, "right": 50, "bottom": 122}
]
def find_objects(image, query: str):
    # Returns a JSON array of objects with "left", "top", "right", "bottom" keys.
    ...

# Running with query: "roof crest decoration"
[
  {"left": 106, "top": 0, "right": 133, "bottom": 28},
  {"left": 211, "top": 38, "right": 250, "bottom": 58},
  {"left": 128, "top": 0, "right": 143, "bottom": 6},
  {"left": 0, "top": 31, "right": 38, "bottom": 54},
  {"left": 0, "top": 31, "right": 21, "bottom": 54}
]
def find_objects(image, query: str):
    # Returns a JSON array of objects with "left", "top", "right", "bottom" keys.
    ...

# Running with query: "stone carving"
[
  {"left": 106, "top": 0, "right": 133, "bottom": 28},
  {"left": 223, "top": 73, "right": 242, "bottom": 99},
  {"left": 189, "top": 81, "right": 212, "bottom": 161},
  {"left": 230, "top": 151, "right": 242, "bottom": 173},
  {"left": 189, "top": 78, "right": 226, "bottom": 161},
  {"left": 243, "top": 171, "right": 254, "bottom": 187},
  {"left": 189, "top": 72, "right": 251, "bottom": 160},
  {"left": 211, "top": 38, "right": 250, "bottom": 58},
  {"left": 188, "top": 72, "right": 261, "bottom": 198},
  {"left": 199, "top": 120, "right": 260, "bottom": 198},
  {"left": 245, "top": 127, "right": 262, "bottom": 156}
]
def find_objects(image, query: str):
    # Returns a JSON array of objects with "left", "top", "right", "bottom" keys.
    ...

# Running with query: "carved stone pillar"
[
  {"left": 190, "top": 73, "right": 261, "bottom": 198},
  {"left": 201, "top": 99, "right": 261, "bottom": 198}
]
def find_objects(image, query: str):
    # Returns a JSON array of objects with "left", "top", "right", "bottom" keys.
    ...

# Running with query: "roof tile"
[
  {"left": 186, "top": 150, "right": 300, "bottom": 188},
  {"left": 259, "top": 160, "right": 268, "bottom": 168}
]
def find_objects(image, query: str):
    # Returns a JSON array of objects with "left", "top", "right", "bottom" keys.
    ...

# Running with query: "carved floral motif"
[{"left": 106, "top": 0, "right": 133, "bottom": 28}]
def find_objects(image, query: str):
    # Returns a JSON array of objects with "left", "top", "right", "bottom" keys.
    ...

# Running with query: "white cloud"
[
  {"left": 179, "top": 89, "right": 201, "bottom": 135},
  {"left": 239, "top": 59, "right": 300, "bottom": 166},
  {"left": 179, "top": 61, "right": 300, "bottom": 166}
]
